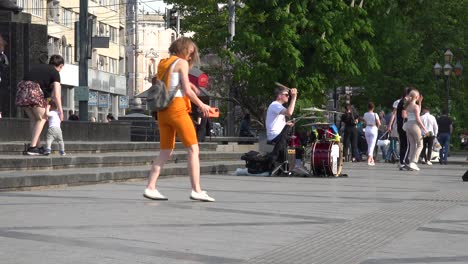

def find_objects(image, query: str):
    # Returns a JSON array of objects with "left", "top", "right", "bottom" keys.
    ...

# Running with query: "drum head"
[
  {"left": 330, "top": 144, "right": 340, "bottom": 175},
  {"left": 310, "top": 141, "right": 343, "bottom": 176}
]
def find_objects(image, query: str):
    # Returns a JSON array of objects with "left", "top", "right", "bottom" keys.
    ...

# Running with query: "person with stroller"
[{"left": 340, "top": 104, "right": 361, "bottom": 162}]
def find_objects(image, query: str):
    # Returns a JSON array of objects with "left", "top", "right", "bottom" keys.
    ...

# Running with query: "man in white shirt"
[
  {"left": 420, "top": 107, "right": 438, "bottom": 165},
  {"left": 266, "top": 86, "right": 298, "bottom": 164}
]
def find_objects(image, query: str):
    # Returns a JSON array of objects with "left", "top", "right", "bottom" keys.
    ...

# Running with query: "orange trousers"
[{"left": 157, "top": 98, "right": 197, "bottom": 149}]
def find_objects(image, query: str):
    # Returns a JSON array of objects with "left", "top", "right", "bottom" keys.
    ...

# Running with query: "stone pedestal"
[{"left": 0, "top": 10, "right": 47, "bottom": 118}]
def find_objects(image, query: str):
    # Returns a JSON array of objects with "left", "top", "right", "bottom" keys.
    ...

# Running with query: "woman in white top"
[
  {"left": 363, "top": 102, "right": 380, "bottom": 165},
  {"left": 403, "top": 90, "right": 428, "bottom": 171}
]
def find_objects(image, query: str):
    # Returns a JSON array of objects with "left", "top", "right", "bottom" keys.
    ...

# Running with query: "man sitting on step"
[{"left": 265, "top": 85, "right": 298, "bottom": 173}]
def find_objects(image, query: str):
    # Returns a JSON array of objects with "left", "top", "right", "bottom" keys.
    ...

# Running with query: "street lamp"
[
  {"left": 218, "top": 0, "right": 244, "bottom": 136},
  {"left": 433, "top": 49, "right": 463, "bottom": 114}
]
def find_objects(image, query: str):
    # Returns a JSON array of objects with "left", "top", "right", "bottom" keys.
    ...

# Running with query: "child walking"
[{"left": 44, "top": 100, "right": 66, "bottom": 155}]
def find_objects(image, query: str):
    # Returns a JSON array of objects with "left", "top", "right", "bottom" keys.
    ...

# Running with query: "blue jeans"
[
  {"left": 386, "top": 137, "right": 399, "bottom": 160},
  {"left": 438, "top": 133, "right": 450, "bottom": 162}
]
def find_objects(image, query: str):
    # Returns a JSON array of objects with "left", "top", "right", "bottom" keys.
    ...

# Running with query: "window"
[
  {"left": 17, "top": 0, "right": 26, "bottom": 8},
  {"left": 109, "top": 58, "right": 118, "bottom": 74},
  {"left": 61, "top": 8, "right": 73, "bottom": 27},
  {"left": 98, "top": 22, "right": 108, "bottom": 37},
  {"left": 48, "top": 37, "right": 61, "bottom": 55},
  {"left": 61, "top": 36, "right": 73, "bottom": 63},
  {"left": 89, "top": 15, "right": 97, "bottom": 36},
  {"left": 98, "top": 55, "right": 107, "bottom": 71},
  {"left": 109, "top": 0, "right": 117, "bottom": 11},
  {"left": 147, "top": 58, "right": 155, "bottom": 80},
  {"left": 109, "top": 26, "right": 117, "bottom": 43},
  {"left": 47, "top": 0, "right": 59, "bottom": 22},
  {"left": 32, "top": 0, "right": 43, "bottom": 17}
]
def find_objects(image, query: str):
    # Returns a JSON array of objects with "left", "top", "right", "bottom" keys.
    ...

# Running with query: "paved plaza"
[{"left": 0, "top": 161, "right": 467, "bottom": 264}]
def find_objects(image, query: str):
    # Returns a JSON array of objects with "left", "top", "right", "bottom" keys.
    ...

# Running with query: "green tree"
[{"left": 167, "top": 0, "right": 381, "bottom": 127}]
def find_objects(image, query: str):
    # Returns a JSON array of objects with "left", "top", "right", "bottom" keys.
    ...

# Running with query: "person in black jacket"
[
  {"left": 437, "top": 110, "right": 453, "bottom": 165},
  {"left": 340, "top": 104, "right": 360, "bottom": 162}
]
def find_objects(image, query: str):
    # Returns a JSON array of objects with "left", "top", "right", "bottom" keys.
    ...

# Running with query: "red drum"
[
  {"left": 311, "top": 141, "right": 343, "bottom": 176},
  {"left": 289, "top": 135, "right": 300, "bottom": 147}
]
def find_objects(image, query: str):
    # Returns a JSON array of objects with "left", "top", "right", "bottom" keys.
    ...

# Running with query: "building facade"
[
  {"left": 126, "top": 12, "right": 175, "bottom": 97},
  {"left": 17, "top": 0, "right": 127, "bottom": 122}
]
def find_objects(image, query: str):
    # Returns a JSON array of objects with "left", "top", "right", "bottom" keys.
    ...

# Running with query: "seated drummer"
[{"left": 266, "top": 85, "right": 298, "bottom": 164}]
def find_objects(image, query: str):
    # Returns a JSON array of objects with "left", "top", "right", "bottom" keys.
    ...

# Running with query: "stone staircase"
[{"left": 0, "top": 141, "right": 251, "bottom": 190}]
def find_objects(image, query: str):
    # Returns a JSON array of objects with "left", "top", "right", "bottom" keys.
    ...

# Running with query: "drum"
[
  {"left": 311, "top": 141, "right": 343, "bottom": 176},
  {"left": 289, "top": 134, "right": 300, "bottom": 147}
]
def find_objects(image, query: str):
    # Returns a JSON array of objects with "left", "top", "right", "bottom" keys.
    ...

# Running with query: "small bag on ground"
[{"left": 241, "top": 151, "right": 272, "bottom": 174}]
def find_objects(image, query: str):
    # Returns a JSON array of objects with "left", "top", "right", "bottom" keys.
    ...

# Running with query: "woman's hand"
[{"left": 199, "top": 103, "right": 211, "bottom": 118}]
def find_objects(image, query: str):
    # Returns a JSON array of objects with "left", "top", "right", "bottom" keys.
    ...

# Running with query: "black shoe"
[
  {"left": 26, "top": 147, "right": 41, "bottom": 156},
  {"left": 399, "top": 163, "right": 410, "bottom": 171},
  {"left": 38, "top": 146, "right": 45, "bottom": 155}
]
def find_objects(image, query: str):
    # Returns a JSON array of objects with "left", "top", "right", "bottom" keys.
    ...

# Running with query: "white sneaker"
[
  {"left": 408, "top": 162, "right": 420, "bottom": 171},
  {"left": 426, "top": 161, "right": 433, "bottom": 165},
  {"left": 190, "top": 190, "right": 215, "bottom": 202},
  {"left": 143, "top": 188, "right": 168, "bottom": 200}
]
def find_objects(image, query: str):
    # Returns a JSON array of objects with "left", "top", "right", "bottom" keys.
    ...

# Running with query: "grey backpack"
[{"left": 147, "top": 59, "right": 180, "bottom": 112}]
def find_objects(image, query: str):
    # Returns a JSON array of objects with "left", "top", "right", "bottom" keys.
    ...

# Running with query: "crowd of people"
[{"left": 340, "top": 87, "right": 453, "bottom": 171}]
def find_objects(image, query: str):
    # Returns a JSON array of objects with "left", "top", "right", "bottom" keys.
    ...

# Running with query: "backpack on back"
[{"left": 146, "top": 59, "right": 180, "bottom": 112}]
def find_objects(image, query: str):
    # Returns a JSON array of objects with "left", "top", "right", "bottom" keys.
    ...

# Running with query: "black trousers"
[
  {"left": 270, "top": 125, "right": 290, "bottom": 163},
  {"left": 421, "top": 135, "right": 435, "bottom": 162},
  {"left": 398, "top": 127, "right": 409, "bottom": 165},
  {"left": 343, "top": 126, "right": 359, "bottom": 161}
]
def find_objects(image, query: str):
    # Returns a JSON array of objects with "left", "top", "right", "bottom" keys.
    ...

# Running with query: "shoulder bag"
[{"left": 146, "top": 59, "right": 180, "bottom": 112}]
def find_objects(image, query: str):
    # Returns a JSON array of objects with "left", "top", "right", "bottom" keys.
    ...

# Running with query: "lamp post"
[
  {"left": 218, "top": 1, "right": 244, "bottom": 136},
  {"left": 433, "top": 49, "right": 463, "bottom": 114}
]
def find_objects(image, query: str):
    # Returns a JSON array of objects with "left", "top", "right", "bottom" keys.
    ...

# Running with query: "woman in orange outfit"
[{"left": 143, "top": 37, "right": 215, "bottom": 202}]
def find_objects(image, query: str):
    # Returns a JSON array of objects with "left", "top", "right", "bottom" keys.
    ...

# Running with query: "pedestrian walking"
[
  {"left": 420, "top": 107, "right": 438, "bottom": 165},
  {"left": 144, "top": 37, "right": 215, "bottom": 202},
  {"left": 15, "top": 55, "right": 64, "bottom": 155},
  {"left": 385, "top": 116, "right": 399, "bottom": 163},
  {"left": 376, "top": 110, "right": 388, "bottom": 161},
  {"left": 403, "top": 90, "right": 428, "bottom": 171},
  {"left": 363, "top": 102, "right": 380, "bottom": 166},
  {"left": 340, "top": 104, "right": 360, "bottom": 162},
  {"left": 44, "top": 100, "right": 66, "bottom": 156},
  {"left": 437, "top": 110, "right": 453, "bottom": 165},
  {"left": 388, "top": 87, "right": 413, "bottom": 170}
]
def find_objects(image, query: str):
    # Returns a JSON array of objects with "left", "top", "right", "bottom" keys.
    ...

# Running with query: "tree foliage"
[{"left": 166, "top": 0, "right": 466, "bottom": 143}]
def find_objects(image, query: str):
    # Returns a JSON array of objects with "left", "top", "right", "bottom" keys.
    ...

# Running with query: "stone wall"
[{"left": 0, "top": 118, "right": 131, "bottom": 141}]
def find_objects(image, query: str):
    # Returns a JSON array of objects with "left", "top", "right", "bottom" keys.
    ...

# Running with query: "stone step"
[
  {"left": 0, "top": 141, "right": 218, "bottom": 154},
  {"left": 0, "top": 160, "right": 246, "bottom": 191},
  {"left": 0, "top": 151, "right": 243, "bottom": 171}
]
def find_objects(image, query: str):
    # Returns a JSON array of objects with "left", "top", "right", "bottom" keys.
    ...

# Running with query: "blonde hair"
[
  {"left": 168, "top": 37, "right": 200, "bottom": 67},
  {"left": 404, "top": 89, "right": 419, "bottom": 108}
]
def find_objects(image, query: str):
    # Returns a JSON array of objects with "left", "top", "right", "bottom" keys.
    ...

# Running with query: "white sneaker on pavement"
[
  {"left": 408, "top": 162, "right": 420, "bottom": 171},
  {"left": 426, "top": 161, "right": 433, "bottom": 165},
  {"left": 143, "top": 188, "right": 168, "bottom": 200},
  {"left": 190, "top": 190, "right": 215, "bottom": 202}
]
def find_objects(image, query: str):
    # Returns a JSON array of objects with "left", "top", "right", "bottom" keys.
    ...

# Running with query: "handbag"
[
  {"left": 146, "top": 59, "right": 180, "bottom": 112},
  {"left": 376, "top": 130, "right": 390, "bottom": 147}
]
